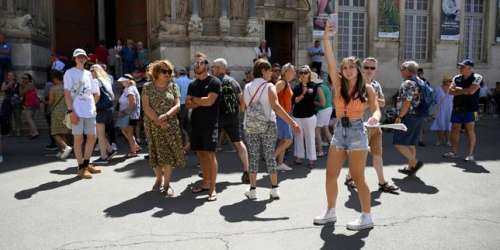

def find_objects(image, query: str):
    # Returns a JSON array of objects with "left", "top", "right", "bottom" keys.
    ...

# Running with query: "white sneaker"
[
  {"left": 313, "top": 208, "right": 337, "bottom": 225},
  {"left": 111, "top": 143, "right": 118, "bottom": 151},
  {"left": 464, "top": 155, "right": 475, "bottom": 162},
  {"left": 276, "top": 163, "right": 292, "bottom": 171},
  {"left": 346, "top": 214, "right": 374, "bottom": 231},
  {"left": 60, "top": 147, "right": 72, "bottom": 160},
  {"left": 270, "top": 188, "right": 280, "bottom": 200},
  {"left": 244, "top": 189, "right": 257, "bottom": 200}
]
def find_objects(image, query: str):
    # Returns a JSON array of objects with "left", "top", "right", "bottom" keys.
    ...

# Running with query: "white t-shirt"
[
  {"left": 243, "top": 78, "right": 276, "bottom": 122},
  {"left": 63, "top": 67, "right": 100, "bottom": 118},
  {"left": 119, "top": 85, "right": 141, "bottom": 120}
]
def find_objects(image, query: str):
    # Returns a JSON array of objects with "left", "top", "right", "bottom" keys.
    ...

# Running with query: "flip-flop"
[
  {"left": 207, "top": 192, "right": 217, "bottom": 201},
  {"left": 190, "top": 185, "right": 209, "bottom": 194}
]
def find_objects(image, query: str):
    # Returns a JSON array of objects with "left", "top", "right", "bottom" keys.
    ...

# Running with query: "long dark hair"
[{"left": 339, "top": 57, "right": 366, "bottom": 103}]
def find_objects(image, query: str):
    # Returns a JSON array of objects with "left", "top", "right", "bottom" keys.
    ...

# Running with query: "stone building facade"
[{"left": 1, "top": 0, "right": 499, "bottom": 97}]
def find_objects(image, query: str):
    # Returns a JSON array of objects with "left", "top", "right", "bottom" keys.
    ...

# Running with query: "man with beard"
[{"left": 186, "top": 52, "right": 221, "bottom": 201}]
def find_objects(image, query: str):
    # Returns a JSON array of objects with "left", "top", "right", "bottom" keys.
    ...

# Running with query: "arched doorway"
[{"left": 54, "top": 0, "right": 147, "bottom": 58}]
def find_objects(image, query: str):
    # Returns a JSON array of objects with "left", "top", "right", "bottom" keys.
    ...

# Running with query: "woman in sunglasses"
[
  {"left": 142, "top": 60, "right": 184, "bottom": 197},
  {"left": 116, "top": 74, "right": 141, "bottom": 157},
  {"left": 313, "top": 22, "right": 381, "bottom": 231}
]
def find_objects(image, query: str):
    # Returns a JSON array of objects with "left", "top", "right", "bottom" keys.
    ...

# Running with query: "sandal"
[
  {"left": 398, "top": 161, "right": 424, "bottom": 175},
  {"left": 207, "top": 192, "right": 217, "bottom": 201},
  {"left": 378, "top": 182, "right": 399, "bottom": 193},
  {"left": 307, "top": 161, "right": 315, "bottom": 169},
  {"left": 344, "top": 177, "right": 356, "bottom": 189},
  {"left": 190, "top": 185, "right": 209, "bottom": 194},
  {"left": 162, "top": 186, "right": 174, "bottom": 197}
]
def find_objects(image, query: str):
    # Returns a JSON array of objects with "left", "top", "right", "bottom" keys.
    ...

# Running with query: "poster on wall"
[
  {"left": 378, "top": 0, "right": 400, "bottom": 38},
  {"left": 497, "top": 0, "right": 500, "bottom": 42},
  {"left": 313, "top": 0, "right": 336, "bottom": 37},
  {"left": 440, "top": 0, "right": 461, "bottom": 40}
]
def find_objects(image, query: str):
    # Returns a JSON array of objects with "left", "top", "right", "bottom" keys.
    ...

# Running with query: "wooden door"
[
  {"left": 54, "top": 0, "right": 96, "bottom": 58},
  {"left": 265, "top": 22, "right": 294, "bottom": 65},
  {"left": 115, "top": 0, "right": 147, "bottom": 45}
]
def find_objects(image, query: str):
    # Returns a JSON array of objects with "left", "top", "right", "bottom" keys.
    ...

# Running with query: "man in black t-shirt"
[
  {"left": 444, "top": 60, "right": 482, "bottom": 162},
  {"left": 186, "top": 53, "right": 221, "bottom": 201},
  {"left": 212, "top": 58, "right": 250, "bottom": 184}
]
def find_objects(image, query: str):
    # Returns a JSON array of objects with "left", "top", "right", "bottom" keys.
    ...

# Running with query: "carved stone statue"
[
  {"left": 1, "top": 14, "right": 34, "bottom": 33},
  {"left": 188, "top": 15, "right": 203, "bottom": 36},
  {"left": 230, "top": 0, "right": 247, "bottom": 19},
  {"left": 246, "top": 18, "right": 260, "bottom": 36},
  {"left": 201, "top": 0, "right": 216, "bottom": 18},
  {"left": 159, "top": 20, "right": 187, "bottom": 36},
  {"left": 176, "top": 0, "right": 189, "bottom": 19},
  {"left": 219, "top": 16, "right": 230, "bottom": 35}
]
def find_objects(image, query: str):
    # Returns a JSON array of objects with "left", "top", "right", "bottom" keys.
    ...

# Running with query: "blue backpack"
[{"left": 413, "top": 77, "right": 434, "bottom": 117}]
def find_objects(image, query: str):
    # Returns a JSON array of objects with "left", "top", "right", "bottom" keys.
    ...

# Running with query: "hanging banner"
[
  {"left": 440, "top": 0, "right": 461, "bottom": 40},
  {"left": 497, "top": 0, "right": 500, "bottom": 42},
  {"left": 313, "top": 0, "right": 336, "bottom": 36},
  {"left": 378, "top": 0, "right": 400, "bottom": 38}
]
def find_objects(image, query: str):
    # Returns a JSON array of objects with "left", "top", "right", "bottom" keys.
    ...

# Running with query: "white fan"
[{"left": 364, "top": 122, "right": 408, "bottom": 132}]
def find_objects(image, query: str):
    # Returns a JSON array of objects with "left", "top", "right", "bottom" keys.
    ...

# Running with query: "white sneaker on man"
[
  {"left": 244, "top": 189, "right": 257, "bottom": 200},
  {"left": 270, "top": 187, "right": 280, "bottom": 200},
  {"left": 60, "top": 147, "right": 72, "bottom": 160},
  {"left": 346, "top": 214, "right": 374, "bottom": 231},
  {"left": 464, "top": 155, "right": 475, "bottom": 162},
  {"left": 276, "top": 163, "right": 292, "bottom": 171},
  {"left": 313, "top": 208, "right": 337, "bottom": 225}
]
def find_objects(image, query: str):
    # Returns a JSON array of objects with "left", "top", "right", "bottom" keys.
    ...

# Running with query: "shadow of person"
[
  {"left": 320, "top": 224, "right": 372, "bottom": 250},
  {"left": 14, "top": 176, "right": 81, "bottom": 200},
  {"left": 451, "top": 161, "right": 490, "bottom": 174},
  {"left": 344, "top": 189, "right": 382, "bottom": 213},
  {"left": 50, "top": 167, "right": 78, "bottom": 175},
  {"left": 219, "top": 199, "right": 289, "bottom": 222},
  {"left": 392, "top": 176, "right": 439, "bottom": 194}
]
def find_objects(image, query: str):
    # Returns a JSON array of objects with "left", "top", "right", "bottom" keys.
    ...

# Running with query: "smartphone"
[{"left": 328, "top": 13, "right": 338, "bottom": 33}]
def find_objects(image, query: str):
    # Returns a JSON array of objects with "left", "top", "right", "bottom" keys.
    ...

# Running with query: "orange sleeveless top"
[
  {"left": 277, "top": 81, "right": 293, "bottom": 113},
  {"left": 334, "top": 95, "right": 365, "bottom": 120}
]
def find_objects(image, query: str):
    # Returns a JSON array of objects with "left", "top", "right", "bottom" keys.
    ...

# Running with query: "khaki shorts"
[{"left": 368, "top": 127, "right": 382, "bottom": 156}]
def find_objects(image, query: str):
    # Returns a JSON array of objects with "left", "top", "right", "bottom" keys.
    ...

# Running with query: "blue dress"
[{"left": 430, "top": 86, "right": 453, "bottom": 131}]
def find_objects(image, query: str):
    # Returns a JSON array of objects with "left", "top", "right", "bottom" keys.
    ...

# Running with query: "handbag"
[
  {"left": 95, "top": 80, "right": 114, "bottom": 111},
  {"left": 244, "top": 82, "right": 270, "bottom": 134},
  {"left": 63, "top": 73, "right": 86, "bottom": 129}
]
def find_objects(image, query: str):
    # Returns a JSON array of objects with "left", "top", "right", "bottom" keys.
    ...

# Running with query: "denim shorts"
[
  {"left": 393, "top": 115, "right": 424, "bottom": 146},
  {"left": 72, "top": 117, "right": 96, "bottom": 135},
  {"left": 331, "top": 119, "right": 369, "bottom": 151},
  {"left": 276, "top": 115, "right": 293, "bottom": 140}
]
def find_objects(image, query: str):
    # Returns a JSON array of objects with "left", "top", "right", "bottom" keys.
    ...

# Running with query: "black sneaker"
[
  {"left": 241, "top": 171, "right": 250, "bottom": 184},
  {"left": 93, "top": 157, "right": 109, "bottom": 165},
  {"left": 45, "top": 144, "right": 58, "bottom": 151},
  {"left": 106, "top": 149, "right": 118, "bottom": 160}
]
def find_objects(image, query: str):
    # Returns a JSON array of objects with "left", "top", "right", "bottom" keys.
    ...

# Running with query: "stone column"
[
  {"left": 97, "top": 0, "right": 106, "bottom": 41},
  {"left": 246, "top": 0, "right": 259, "bottom": 36},
  {"left": 188, "top": 0, "right": 203, "bottom": 36},
  {"left": 219, "top": 0, "right": 230, "bottom": 35}
]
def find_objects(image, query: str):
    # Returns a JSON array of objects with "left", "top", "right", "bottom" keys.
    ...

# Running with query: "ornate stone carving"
[
  {"left": 188, "top": 15, "right": 203, "bottom": 36},
  {"left": 1, "top": 14, "right": 33, "bottom": 33},
  {"left": 159, "top": 20, "right": 187, "bottom": 36},
  {"left": 219, "top": 16, "right": 230, "bottom": 35},
  {"left": 246, "top": 18, "right": 260, "bottom": 37}
]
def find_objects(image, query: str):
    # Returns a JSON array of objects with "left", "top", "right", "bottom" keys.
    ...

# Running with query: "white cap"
[{"left": 72, "top": 48, "right": 88, "bottom": 58}]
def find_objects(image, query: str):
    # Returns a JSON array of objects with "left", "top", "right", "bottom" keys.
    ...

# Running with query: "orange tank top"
[
  {"left": 277, "top": 81, "right": 293, "bottom": 113},
  {"left": 334, "top": 95, "right": 365, "bottom": 120}
]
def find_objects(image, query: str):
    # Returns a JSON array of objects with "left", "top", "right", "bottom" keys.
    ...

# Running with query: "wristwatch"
[{"left": 66, "top": 109, "right": 73, "bottom": 114}]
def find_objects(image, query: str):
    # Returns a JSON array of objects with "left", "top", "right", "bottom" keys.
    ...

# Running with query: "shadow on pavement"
[
  {"left": 344, "top": 189, "right": 384, "bottom": 213},
  {"left": 14, "top": 176, "right": 81, "bottom": 200},
  {"left": 103, "top": 181, "right": 239, "bottom": 218},
  {"left": 320, "top": 225, "right": 371, "bottom": 250},
  {"left": 451, "top": 161, "right": 490, "bottom": 174},
  {"left": 219, "top": 199, "right": 289, "bottom": 222},
  {"left": 392, "top": 176, "right": 439, "bottom": 194},
  {"left": 50, "top": 166, "right": 78, "bottom": 175}
]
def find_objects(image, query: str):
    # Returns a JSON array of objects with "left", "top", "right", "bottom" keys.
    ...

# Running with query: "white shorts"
[{"left": 316, "top": 107, "right": 333, "bottom": 127}]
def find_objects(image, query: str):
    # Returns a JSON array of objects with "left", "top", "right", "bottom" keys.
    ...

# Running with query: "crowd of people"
[{"left": 0, "top": 21, "right": 496, "bottom": 231}]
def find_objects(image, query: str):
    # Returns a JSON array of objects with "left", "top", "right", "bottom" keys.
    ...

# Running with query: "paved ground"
[{"left": 1, "top": 117, "right": 500, "bottom": 250}]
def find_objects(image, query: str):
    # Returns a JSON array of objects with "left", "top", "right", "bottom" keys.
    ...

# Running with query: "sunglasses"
[
  {"left": 364, "top": 66, "right": 376, "bottom": 70},
  {"left": 298, "top": 71, "right": 309, "bottom": 75},
  {"left": 160, "top": 69, "right": 172, "bottom": 75}
]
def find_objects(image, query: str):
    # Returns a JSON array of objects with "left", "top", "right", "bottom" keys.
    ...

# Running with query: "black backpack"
[
  {"left": 220, "top": 77, "right": 239, "bottom": 115},
  {"left": 96, "top": 80, "right": 114, "bottom": 111}
]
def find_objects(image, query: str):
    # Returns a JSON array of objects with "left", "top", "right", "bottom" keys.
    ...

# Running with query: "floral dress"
[
  {"left": 142, "top": 82, "right": 185, "bottom": 168},
  {"left": 50, "top": 85, "right": 70, "bottom": 135}
]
